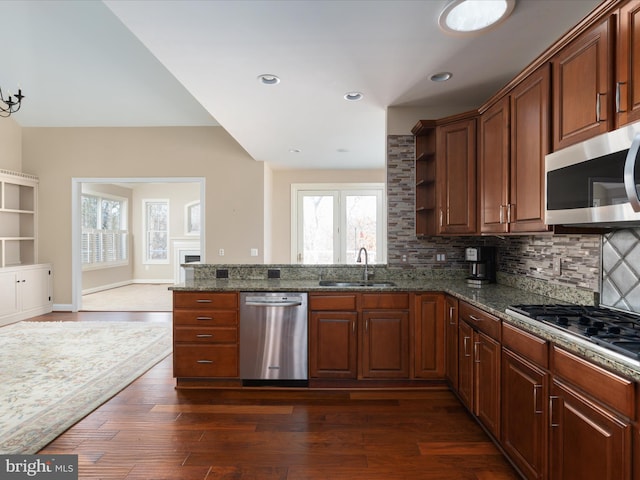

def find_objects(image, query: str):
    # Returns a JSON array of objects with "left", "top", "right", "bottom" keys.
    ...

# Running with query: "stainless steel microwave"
[{"left": 545, "top": 121, "right": 640, "bottom": 227}]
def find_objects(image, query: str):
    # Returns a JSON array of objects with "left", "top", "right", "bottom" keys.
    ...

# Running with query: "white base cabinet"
[{"left": 0, "top": 264, "right": 53, "bottom": 326}]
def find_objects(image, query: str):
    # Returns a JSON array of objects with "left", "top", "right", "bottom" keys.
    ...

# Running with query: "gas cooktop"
[{"left": 506, "top": 304, "right": 640, "bottom": 362}]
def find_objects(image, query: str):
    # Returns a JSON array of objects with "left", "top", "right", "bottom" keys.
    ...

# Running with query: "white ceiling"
[{"left": 2, "top": 0, "right": 602, "bottom": 170}]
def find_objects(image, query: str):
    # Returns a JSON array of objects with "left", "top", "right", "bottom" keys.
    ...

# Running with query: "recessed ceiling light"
[
  {"left": 289, "top": 148, "right": 301, "bottom": 153},
  {"left": 337, "top": 148, "right": 349, "bottom": 153},
  {"left": 344, "top": 92, "right": 363, "bottom": 101},
  {"left": 257, "top": 74, "right": 280, "bottom": 85},
  {"left": 430, "top": 72, "right": 453, "bottom": 82},
  {"left": 439, "top": 0, "right": 516, "bottom": 35}
]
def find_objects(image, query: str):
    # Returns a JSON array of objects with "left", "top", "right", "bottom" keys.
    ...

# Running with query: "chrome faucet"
[{"left": 356, "top": 247, "right": 369, "bottom": 282}]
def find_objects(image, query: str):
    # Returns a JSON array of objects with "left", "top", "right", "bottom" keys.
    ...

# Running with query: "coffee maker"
[{"left": 465, "top": 246, "right": 496, "bottom": 286}]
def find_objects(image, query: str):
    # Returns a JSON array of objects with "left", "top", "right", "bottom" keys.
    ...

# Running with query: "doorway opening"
[{"left": 71, "top": 177, "right": 205, "bottom": 312}]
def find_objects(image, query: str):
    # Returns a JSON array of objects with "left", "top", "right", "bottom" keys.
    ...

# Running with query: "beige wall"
[
  {"left": 21, "top": 126, "right": 264, "bottom": 306},
  {"left": 0, "top": 118, "right": 22, "bottom": 172},
  {"left": 269, "top": 168, "right": 386, "bottom": 264}
]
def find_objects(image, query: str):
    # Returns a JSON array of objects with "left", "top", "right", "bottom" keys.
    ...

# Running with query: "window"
[
  {"left": 143, "top": 199, "right": 169, "bottom": 264},
  {"left": 81, "top": 193, "right": 128, "bottom": 269},
  {"left": 292, "top": 183, "right": 385, "bottom": 264},
  {"left": 185, "top": 201, "right": 200, "bottom": 235}
]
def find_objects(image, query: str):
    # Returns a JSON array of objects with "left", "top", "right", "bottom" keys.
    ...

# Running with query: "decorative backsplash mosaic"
[
  {"left": 386, "top": 134, "right": 602, "bottom": 300},
  {"left": 601, "top": 228, "right": 640, "bottom": 313}
]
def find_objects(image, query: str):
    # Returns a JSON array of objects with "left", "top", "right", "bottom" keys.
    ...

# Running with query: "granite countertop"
[{"left": 170, "top": 278, "right": 640, "bottom": 381}]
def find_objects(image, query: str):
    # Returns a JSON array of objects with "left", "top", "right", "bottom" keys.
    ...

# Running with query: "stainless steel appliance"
[
  {"left": 239, "top": 292, "right": 308, "bottom": 386},
  {"left": 465, "top": 246, "right": 496, "bottom": 286},
  {"left": 506, "top": 304, "right": 640, "bottom": 364},
  {"left": 545, "top": 120, "right": 640, "bottom": 227}
]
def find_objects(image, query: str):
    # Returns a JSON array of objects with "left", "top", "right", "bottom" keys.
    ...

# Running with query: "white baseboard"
[
  {"left": 132, "top": 278, "right": 175, "bottom": 285},
  {"left": 81, "top": 279, "right": 174, "bottom": 296},
  {"left": 53, "top": 304, "right": 73, "bottom": 312}
]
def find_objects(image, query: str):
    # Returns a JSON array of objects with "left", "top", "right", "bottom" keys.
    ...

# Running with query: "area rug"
[{"left": 0, "top": 321, "right": 172, "bottom": 454}]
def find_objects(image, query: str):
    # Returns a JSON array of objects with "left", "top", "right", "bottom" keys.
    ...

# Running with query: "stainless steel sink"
[{"left": 318, "top": 280, "right": 396, "bottom": 287}]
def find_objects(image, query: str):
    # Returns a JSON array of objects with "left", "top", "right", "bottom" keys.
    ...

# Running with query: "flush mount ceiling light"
[
  {"left": 430, "top": 72, "right": 453, "bottom": 82},
  {"left": 344, "top": 91, "right": 363, "bottom": 101},
  {"left": 257, "top": 74, "right": 280, "bottom": 85},
  {"left": 439, "top": 0, "right": 516, "bottom": 35}
]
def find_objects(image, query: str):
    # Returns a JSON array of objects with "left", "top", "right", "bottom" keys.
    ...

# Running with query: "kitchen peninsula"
[{"left": 172, "top": 263, "right": 640, "bottom": 480}]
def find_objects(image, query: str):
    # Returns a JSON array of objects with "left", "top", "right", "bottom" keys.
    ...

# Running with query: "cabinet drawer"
[
  {"left": 551, "top": 346, "right": 635, "bottom": 418},
  {"left": 174, "top": 326, "right": 237, "bottom": 344},
  {"left": 173, "top": 309, "right": 238, "bottom": 326},
  {"left": 502, "top": 322, "right": 548, "bottom": 368},
  {"left": 173, "top": 291, "right": 238, "bottom": 310},
  {"left": 361, "top": 293, "right": 410, "bottom": 310},
  {"left": 173, "top": 345, "right": 238, "bottom": 378},
  {"left": 309, "top": 294, "right": 358, "bottom": 311},
  {"left": 459, "top": 301, "right": 500, "bottom": 340}
]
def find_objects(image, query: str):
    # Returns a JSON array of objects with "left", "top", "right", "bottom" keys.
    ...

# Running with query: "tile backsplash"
[
  {"left": 601, "top": 228, "right": 640, "bottom": 313},
  {"left": 386, "top": 134, "right": 602, "bottom": 302}
]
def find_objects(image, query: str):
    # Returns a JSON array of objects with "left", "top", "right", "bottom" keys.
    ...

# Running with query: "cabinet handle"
[
  {"left": 196, "top": 334, "right": 213, "bottom": 338},
  {"left": 507, "top": 203, "right": 513, "bottom": 224},
  {"left": 473, "top": 342, "right": 480, "bottom": 363},
  {"left": 439, "top": 208, "right": 444, "bottom": 227},
  {"left": 463, "top": 336, "right": 471, "bottom": 357},
  {"left": 449, "top": 306, "right": 456, "bottom": 325},
  {"left": 533, "top": 384, "right": 543, "bottom": 414},
  {"left": 196, "top": 299, "right": 212, "bottom": 303},
  {"left": 549, "top": 395, "right": 560, "bottom": 427},
  {"left": 499, "top": 205, "right": 504, "bottom": 224},
  {"left": 196, "top": 360, "right": 213, "bottom": 364},
  {"left": 469, "top": 314, "right": 481, "bottom": 322},
  {"left": 365, "top": 319, "right": 369, "bottom": 333},
  {"left": 196, "top": 316, "right": 213, "bottom": 321},
  {"left": 616, "top": 82, "right": 626, "bottom": 113},
  {"left": 596, "top": 93, "right": 607, "bottom": 122},
  {"left": 353, "top": 320, "right": 356, "bottom": 334}
]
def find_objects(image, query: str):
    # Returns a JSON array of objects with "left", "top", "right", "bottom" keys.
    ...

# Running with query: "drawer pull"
[
  {"left": 196, "top": 334, "right": 213, "bottom": 338},
  {"left": 469, "top": 314, "right": 482, "bottom": 322},
  {"left": 196, "top": 316, "right": 213, "bottom": 321},
  {"left": 197, "top": 359, "right": 213, "bottom": 364},
  {"left": 196, "top": 299, "right": 213, "bottom": 303}
]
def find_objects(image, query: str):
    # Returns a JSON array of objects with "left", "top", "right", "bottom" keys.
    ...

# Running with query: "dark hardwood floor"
[{"left": 35, "top": 312, "right": 520, "bottom": 479}]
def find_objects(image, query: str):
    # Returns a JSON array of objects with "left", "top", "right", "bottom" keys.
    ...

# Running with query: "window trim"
[
  {"left": 142, "top": 198, "right": 170, "bottom": 265},
  {"left": 184, "top": 200, "right": 201, "bottom": 236},
  {"left": 290, "top": 183, "right": 386, "bottom": 264}
]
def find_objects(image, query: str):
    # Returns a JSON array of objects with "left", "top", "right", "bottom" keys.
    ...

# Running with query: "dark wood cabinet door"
[
  {"left": 552, "top": 17, "right": 612, "bottom": 150},
  {"left": 480, "top": 96, "right": 510, "bottom": 234},
  {"left": 444, "top": 295, "right": 459, "bottom": 388},
  {"left": 361, "top": 310, "right": 410, "bottom": 379},
  {"left": 437, "top": 117, "right": 477, "bottom": 234},
  {"left": 509, "top": 63, "right": 551, "bottom": 234},
  {"left": 474, "top": 332, "right": 501, "bottom": 439},
  {"left": 457, "top": 320, "right": 474, "bottom": 410},
  {"left": 617, "top": 1, "right": 640, "bottom": 126},
  {"left": 309, "top": 311, "right": 357, "bottom": 379},
  {"left": 549, "top": 380, "right": 632, "bottom": 480},
  {"left": 414, "top": 293, "right": 445, "bottom": 379},
  {"left": 502, "top": 349, "right": 549, "bottom": 480}
]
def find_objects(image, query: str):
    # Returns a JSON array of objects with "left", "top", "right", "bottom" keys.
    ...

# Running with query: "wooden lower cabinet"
[
  {"left": 414, "top": 293, "right": 446, "bottom": 379},
  {"left": 362, "top": 310, "right": 409, "bottom": 378},
  {"left": 172, "top": 291, "right": 239, "bottom": 379},
  {"left": 444, "top": 295, "right": 459, "bottom": 388},
  {"left": 309, "top": 310, "right": 357, "bottom": 379},
  {"left": 474, "top": 331, "right": 501, "bottom": 438},
  {"left": 549, "top": 379, "right": 631, "bottom": 480},
  {"left": 502, "top": 348, "right": 549, "bottom": 480},
  {"left": 457, "top": 319, "right": 474, "bottom": 410}
]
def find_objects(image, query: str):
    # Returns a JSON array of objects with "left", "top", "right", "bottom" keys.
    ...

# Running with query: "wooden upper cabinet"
[
  {"left": 479, "top": 96, "right": 510, "bottom": 234},
  {"left": 552, "top": 16, "right": 613, "bottom": 150},
  {"left": 617, "top": 1, "right": 640, "bottom": 126},
  {"left": 509, "top": 63, "right": 551, "bottom": 233},
  {"left": 436, "top": 115, "right": 477, "bottom": 235}
]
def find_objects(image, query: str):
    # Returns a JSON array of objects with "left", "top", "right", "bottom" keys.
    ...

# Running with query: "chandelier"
[{"left": 0, "top": 87, "right": 24, "bottom": 117}]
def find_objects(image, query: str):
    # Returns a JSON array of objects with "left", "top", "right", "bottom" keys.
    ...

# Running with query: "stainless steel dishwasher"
[{"left": 239, "top": 292, "right": 308, "bottom": 386}]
